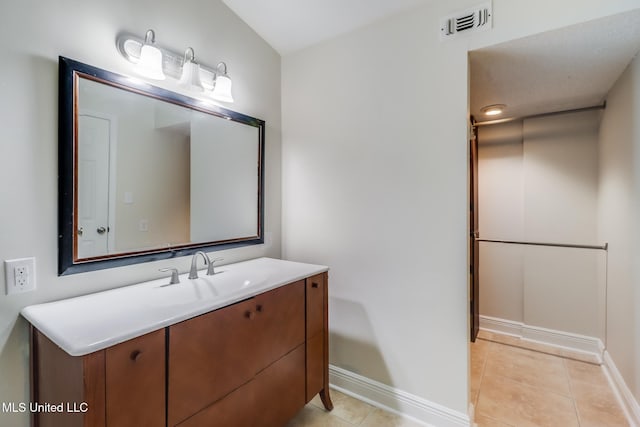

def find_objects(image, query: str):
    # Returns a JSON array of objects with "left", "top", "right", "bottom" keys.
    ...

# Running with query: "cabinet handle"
[
  {"left": 312, "top": 282, "right": 319, "bottom": 288},
  {"left": 130, "top": 350, "right": 142, "bottom": 361},
  {"left": 245, "top": 310, "right": 255, "bottom": 320},
  {"left": 256, "top": 304, "right": 263, "bottom": 313}
]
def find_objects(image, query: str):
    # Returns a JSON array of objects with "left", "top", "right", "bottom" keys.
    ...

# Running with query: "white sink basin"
[
  {"left": 148, "top": 268, "right": 268, "bottom": 307},
  {"left": 197, "top": 268, "right": 267, "bottom": 295},
  {"left": 21, "top": 257, "right": 328, "bottom": 356}
]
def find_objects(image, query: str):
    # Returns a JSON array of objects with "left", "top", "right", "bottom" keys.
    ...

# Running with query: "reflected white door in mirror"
[{"left": 77, "top": 113, "right": 117, "bottom": 258}]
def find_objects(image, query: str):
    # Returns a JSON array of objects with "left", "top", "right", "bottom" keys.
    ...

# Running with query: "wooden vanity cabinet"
[
  {"left": 30, "top": 271, "right": 332, "bottom": 427},
  {"left": 30, "top": 328, "right": 165, "bottom": 427}
]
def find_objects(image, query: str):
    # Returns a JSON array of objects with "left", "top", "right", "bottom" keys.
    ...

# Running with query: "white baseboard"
[
  {"left": 329, "top": 364, "right": 471, "bottom": 427},
  {"left": 479, "top": 315, "right": 604, "bottom": 362},
  {"left": 603, "top": 350, "right": 640, "bottom": 427}
]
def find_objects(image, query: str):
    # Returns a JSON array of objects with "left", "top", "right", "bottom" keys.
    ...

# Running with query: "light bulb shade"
[
  {"left": 211, "top": 75, "right": 233, "bottom": 103},
  {"left": 178, "top": 60, "right": 204, "bottom": 92},
  {"left": 134, "top": 44, "right": 165, "bottom": 80}
]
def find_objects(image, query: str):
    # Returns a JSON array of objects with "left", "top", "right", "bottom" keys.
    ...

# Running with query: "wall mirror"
[{"left": 59, "top": 56, "right": 264, "bottom": 275}]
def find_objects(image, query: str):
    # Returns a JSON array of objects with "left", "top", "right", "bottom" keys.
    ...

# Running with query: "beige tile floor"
[
  {"left": 289, "top": 331, "right": 629, "bottom": 427},
  {"left": 472, "top": 333, "right": 629, "bottom": 427},
  {"left": 286, "top": 390, "right": 424, "bottom": 427}
]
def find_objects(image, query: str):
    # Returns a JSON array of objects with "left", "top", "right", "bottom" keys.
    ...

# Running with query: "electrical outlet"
[{"left": 5, "top": 257, "right": 36, "bottom": 295}]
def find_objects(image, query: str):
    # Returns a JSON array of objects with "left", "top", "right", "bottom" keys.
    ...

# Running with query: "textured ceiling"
[
  {"left": 222, "top": 0, "right": 431, "bottom": 55},
  {"left": 470, "top": 10, "right": 640, "bottom": 121}
]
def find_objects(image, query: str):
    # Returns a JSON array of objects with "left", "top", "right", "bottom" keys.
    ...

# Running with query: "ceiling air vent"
[{"left": 440, "top": 2, "right": 492, "bottom": 41}]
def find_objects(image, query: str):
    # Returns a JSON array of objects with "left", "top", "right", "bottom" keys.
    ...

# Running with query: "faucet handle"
[
  {"left": 159, "top": 267, "right": 180, "bottom": 285},
  {"left": 206, "top": 257, "right": 224, "bottom": 276}
]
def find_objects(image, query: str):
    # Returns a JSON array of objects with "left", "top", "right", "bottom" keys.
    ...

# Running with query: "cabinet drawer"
[
  {"left": 105, "top": 329, "right": 165, "bottom": 427},
  {"left": 168, "top": 298, "right": 258, "bottom": 426},
  {"left": 252, "top": 344, "right": 306, "bottom": 427},
  {"left": 306, "top": 273, "right": 325, "bottom": 338},
  {"left": 178, "top": 344, "right": 305, "bottom": 427},
  {"left": 175, "top": 379, "right": 256, "bottom": 427}
]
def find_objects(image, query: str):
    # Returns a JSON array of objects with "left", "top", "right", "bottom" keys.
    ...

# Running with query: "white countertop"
[{"left": 21, "top": 257, "right": 328, "bottom": 356}]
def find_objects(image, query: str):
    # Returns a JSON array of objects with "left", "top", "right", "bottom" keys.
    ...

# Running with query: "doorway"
[{"left": 467, "top": 10, "right": 640, "bottom": 353}]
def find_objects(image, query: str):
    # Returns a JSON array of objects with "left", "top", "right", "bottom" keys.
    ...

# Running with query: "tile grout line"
[
  {"left": 475, "top": 340, "right": 491, "bottom": 409},
  {"left": 478, "top": 335, "right": 600, "bottom": 366},
  {"left": 563, "top": 357, "right": 584, "bottom": 426}
]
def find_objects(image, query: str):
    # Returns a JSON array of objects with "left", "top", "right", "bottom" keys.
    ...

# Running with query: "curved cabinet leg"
[{"left": 319, "top": 387, "right": 333, "bottom": 411}]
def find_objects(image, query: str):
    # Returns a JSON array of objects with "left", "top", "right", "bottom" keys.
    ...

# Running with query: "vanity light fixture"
[
  {"left": 178, "top": 47, "right": 204, "bottom": 92},
  {"left": 133, "top": 30, "right": 165, "bottom": 80},
  {"left": 481, "top": 104, "right": 506, "bottom": 116},
  {"left": 210, "top": 62, "right": 234, "bottom": 103},
  {"left": 117, "top": 30, "right": 234, "bottom": 102}
]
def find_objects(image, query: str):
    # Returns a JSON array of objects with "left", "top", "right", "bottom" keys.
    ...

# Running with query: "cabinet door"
[
  {"left": 168, "top": 298, "right": 258, "bottom": 426},
  {"left": 105, "top": 329, "right": 165, "bottom": 427},
  {"left": 254, "top": 280, "right": 305, "bottom": 370},
  {"left": 305, "top": 273, "right": 328, "bottom": 401},
  {"left": 306, "top": 274, "right": 325, "bottom": 338},
  {"left": 306, "top": 333, "right": 324, "bottom": 400}
]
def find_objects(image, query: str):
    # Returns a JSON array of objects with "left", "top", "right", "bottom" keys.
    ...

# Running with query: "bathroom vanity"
[{"left": 22, "top": 257, "right": 332, "bottom": 426}]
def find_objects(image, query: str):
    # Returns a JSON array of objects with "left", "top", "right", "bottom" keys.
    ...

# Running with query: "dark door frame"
[{"left": 469, "top": 118, "right": 480, "bottom": 342}]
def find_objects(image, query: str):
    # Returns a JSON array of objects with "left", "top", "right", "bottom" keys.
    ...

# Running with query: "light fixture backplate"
[{"left": 117, "top": 33, "right": 218, "bottom": 90}]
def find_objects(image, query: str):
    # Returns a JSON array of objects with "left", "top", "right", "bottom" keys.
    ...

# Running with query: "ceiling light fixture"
[
  {"left": 481, "top": 104, "right": 506, "bottom": 116},
  {"left": 117, "top": 30, "right": 234, "bottom": 102}
]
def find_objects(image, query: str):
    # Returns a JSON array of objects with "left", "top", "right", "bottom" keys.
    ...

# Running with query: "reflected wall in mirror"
[{"left": 59, "top": 57, "right": 264, "bottom": 275}]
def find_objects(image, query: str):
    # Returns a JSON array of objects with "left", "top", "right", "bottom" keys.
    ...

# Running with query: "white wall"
[
  {"left": 282, "top": 6, "right": 471, "bottom": 416},
  {"left": 0, "top": 1, "right": 281, "bottom": 426},
  {"left": 478, "top": 122, "right": 524, "bottom": 322},
  {"left": 522, "top": 112, "right": 603, "bottom": 338},
  {"left": 522, "top": 113, "right": 600, "bottom": 244},
  {"left": 598, "top": 52, "right": 640, "bottom": 402},
  {"left": 281, "top": 2, "right": 639, "bottom": 421},
  {"left": 478, "top": 112, "right": 605, "bottom": 340}
]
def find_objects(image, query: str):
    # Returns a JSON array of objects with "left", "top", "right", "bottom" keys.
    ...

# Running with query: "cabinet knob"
[
  {"left": 312, "top": 282, "right": 319, "bottom": 288},
  {"left": 130, "top": 350, "right": 142, "bottom": 361},
  {"left": 245, "top": 310, "right": 255, "bottom": 320},
  {"left": 256, "top": 304, "right": 263, "bottom": 313}
]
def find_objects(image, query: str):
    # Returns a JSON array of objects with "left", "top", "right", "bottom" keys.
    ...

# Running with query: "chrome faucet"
[
  {"left": 189, "top": 251, "right": 209, "bottom": 279},
  {"left": 188, "top": 251, "right": 224, "bottom": 279}
]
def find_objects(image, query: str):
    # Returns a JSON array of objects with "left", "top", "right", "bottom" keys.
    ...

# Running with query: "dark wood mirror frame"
[{"left": 58, "top": 56, "right": 265, "bottom": 275}]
